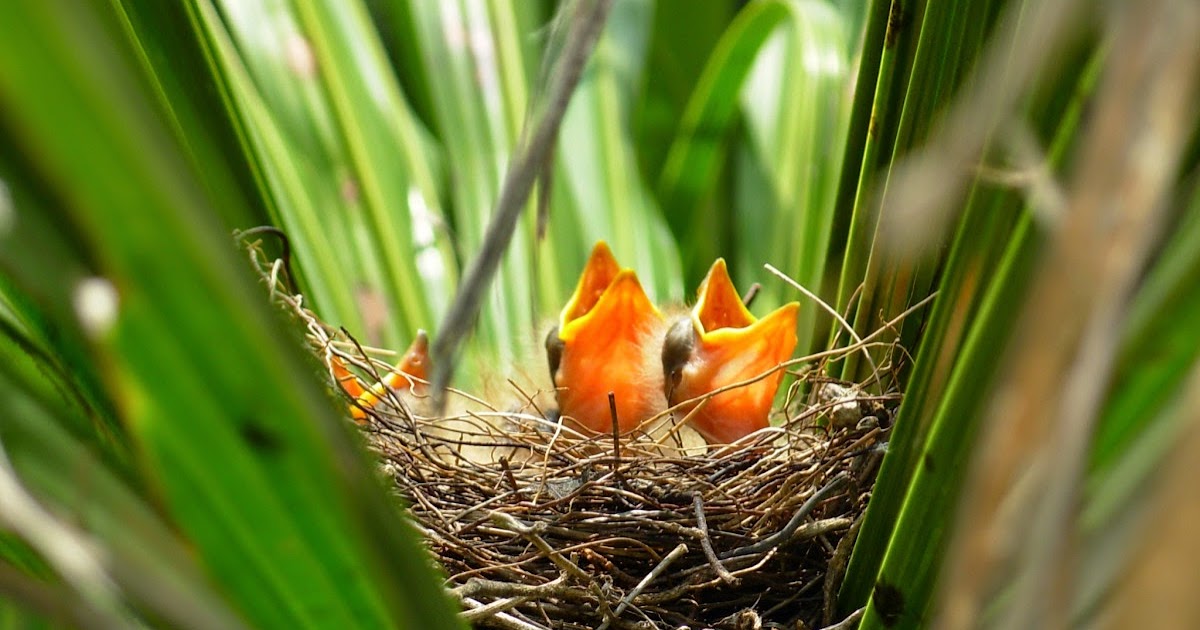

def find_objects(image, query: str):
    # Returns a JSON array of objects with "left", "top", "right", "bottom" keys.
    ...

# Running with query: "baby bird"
[
  {"left": 662, "top": 260, "right": 799, "bottom": 444},
  {"left": 331, "top": 330, "right": 429, "bottom": 422},
  {"left": 337, "top": 244, "right": 798, "bottom": 449},
  {"left": 545, "top": 242, "right": 668, "bottom": 435}
]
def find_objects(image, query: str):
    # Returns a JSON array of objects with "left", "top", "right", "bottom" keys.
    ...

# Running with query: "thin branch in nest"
[
  {"left": 460, "top": 595, "right": 532, "bottom": 625},
  {"left": 597, "top": 543, "right": 688, "bottom": 630},
  {"left": 455, "top": 576, "right": 568, "bottom": 623},
  {"left": 489, "top": 512, "right": 592, "bottom": 584},
  {"left": 821, "top": 607, "right": 866, "bottom": 630},
  {"left": 498, "top": 457, "right": 520, "bottom": 494},
  {"left": 692, "top": 493, "right": 737, "bottom": 585},
  {"left": 607, "top": 391, "right": 623, "bottom": 490},
  {"left": 786, "top": 293, "right": 937, "bottom": 374},
  {"left": 722, "top": 473, "right": 850, "bottom": 560},
  {"left": 823, "top": 513, "right": 864, "bottom": 627},
  {"left": 696, "top": 546, "right": 778, "bottom": 587},
  {"left": 460, "top": 597, "right": 548, "bottom": 630},
  {"left": 766, "top": 263, "right": 881, "bottom": 385},
  {"left": 761, "top": 573, "right": 824, "bottom": 619},
  {"left": 740, "top": 282, "right": 762, "bottom": 308},
  {"left": 790, "top": 517, "right": 853, "bottom": 542},
  {"left": 505, "top": 378, "right": 553, "bottom": 421},
  {"left": 234, "top": 226, "right": 297, "bottom": 295}
]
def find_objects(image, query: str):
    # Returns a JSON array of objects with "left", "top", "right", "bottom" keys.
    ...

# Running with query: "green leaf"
[
  {"left": 555, "top": 0, "right": 684, "bottom": 304},
  {"left": 0, "top": 366, "right": 247, "bottom": 630},
  {"left": 1090, "top": 181, "right": 1200, "bottom": 473},
  {"left": 833, "top": 0, "right": 1009, "bottom": 384},
  {"left": 191, "top": 0, "right": 460, "bottom": 352},
  {"left": 0, "top": 161, "right": 125, "bottom": 452},
  {"left": 0, "top": 1, "right": 462, "bottom": 627},
  {"left": 735, "top": 0, "right": 852, "bottom": 355},
  {"left": 839, "top": 20, "right": 1103, "bottom": 626},
  {"left": 637, "top": 0, "right": 738, "bottom": 188},
  {"left": 110, "top": 1, "right": 270, "bottom": 230},
  {"left": 656, "top": 0, "right": 792, "bottom": 281},
  {"left": 0, "top": 590, "right": 63, "bottom": 630}
]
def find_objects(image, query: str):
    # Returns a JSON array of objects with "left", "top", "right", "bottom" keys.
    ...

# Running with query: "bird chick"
[
  {"left": 662, "top": 260, "right": 799, "bottom": 444},
  {"left": 331, "top": 330, "right": 429, "bottom": 423},
  {"left": 545, "top": 242, "right": 667, "bottom": 436}
]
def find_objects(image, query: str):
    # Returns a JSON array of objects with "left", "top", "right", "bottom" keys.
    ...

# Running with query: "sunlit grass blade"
[
  {"left": 735, "top": 0, "right": 851, "bottom": 354},
  {"left": 376, "top": 0, "right": 539, "bottom": 368},
  {"left": 846, "top": 217, "right": 1041, "bottom": 628},
  {"left": 187, "top": 0, "right": 370, "bottom": 342},
  {"left": 554, "top": 0, "right": 682, "bottom": 303},
  {"left": 655, "top": 0, "right": 791, "bottom": 281},
  {"left": 292, "top": 0, "right": 460, "bottom": 337},
  {"left": 825, "top": 0, "right": 925, "bottom": 351},
  {"left": 189, "top": 0, "right": 459, "bottom": 352},
  {"left": 838, "top": 25, "right": 1103, "bottom": 626},
  {"left": 845, "top": 0, "right": 1200, "bottom": 620},
  {"left": 0, "top": 1, "right": 462, "bottom": 627},
  {"left": 835, "top": 0, "right": 1008, "bottom": 385},
  {"left": 109, "top": 1, "right": 270, "bottom": 230}
]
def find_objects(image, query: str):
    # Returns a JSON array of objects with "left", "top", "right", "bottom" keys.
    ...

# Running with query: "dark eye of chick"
[
  {"left": 544, "top": 325, "right": 564, "bottom": 385},
  {"left": 661, "top": 317, "right": 694, "bottom": 400}
]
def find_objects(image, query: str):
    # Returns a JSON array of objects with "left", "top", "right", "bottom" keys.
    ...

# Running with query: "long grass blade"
[
  {"left": 0, "top": 1, "right": 463, "bottom": 627},
  {"left": 838, "top": 15, "right": 1103, "bottom": 623}
]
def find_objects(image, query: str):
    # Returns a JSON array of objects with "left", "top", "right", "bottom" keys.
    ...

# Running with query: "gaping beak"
[
  {"left": 663, "top": 260, "right": 799, "bottom": 444},
  {"left": 547, "top": 242, "right": 666, "bottom": 435},
  {"left": 332, "top": 330, "right": 429, "bottom": 422}
]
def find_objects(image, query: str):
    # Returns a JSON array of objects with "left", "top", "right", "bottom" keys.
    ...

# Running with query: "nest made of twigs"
[
  {"left": 243, "top": 241, "right": 895, "bottom": 630},
  {"left": 366, "top": 411, "right": 886, "bottom": 630}
]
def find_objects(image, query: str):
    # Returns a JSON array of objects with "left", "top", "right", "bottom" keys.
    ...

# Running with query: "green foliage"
[
  {"left": 837, "top": 23, "right": 1104, "bottom": 624},
  {"left": 0, "top": 0, "right": 460, "bottom": 627}
]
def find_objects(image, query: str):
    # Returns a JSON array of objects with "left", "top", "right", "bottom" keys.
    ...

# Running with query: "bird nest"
[
  {"left": 365, "top": 411, "right": 887, "bottom": 630},
  {"left": 243, "top": 238, "right": 895, "bottom": 630}
]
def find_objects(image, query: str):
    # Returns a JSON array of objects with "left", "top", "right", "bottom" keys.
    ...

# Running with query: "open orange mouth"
[
  {"left": 663, "top": 260, "right": 799, "bottom": 444},
  {"left": 546, "top": 242, "right": 666, "bottom": 435},
  {"left": 336, "top": 244, "right": 796, "bottom": 447}
]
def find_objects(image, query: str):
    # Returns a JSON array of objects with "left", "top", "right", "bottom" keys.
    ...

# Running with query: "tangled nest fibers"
[{"left": 245, "top": 241, "right": 896, "bottom": 630}]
